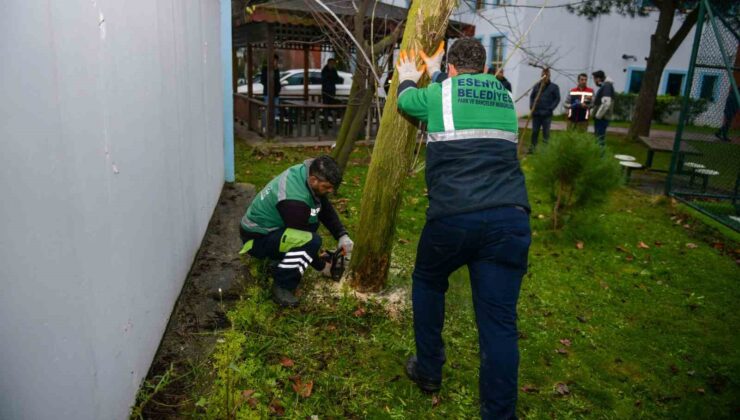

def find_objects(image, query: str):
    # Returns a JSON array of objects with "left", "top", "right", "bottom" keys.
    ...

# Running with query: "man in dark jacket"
[
  {"left": 260, "top": 54, "right": 282, "bottom": 128},
  {"left": 529, "top": 68, "right": 560, "bottom": 151},
  {"left": 321, "top": 58, "right": 343, "bottom": 105},
  {"left": 592, "top": 70, "right": 615, "bottom": 147}
]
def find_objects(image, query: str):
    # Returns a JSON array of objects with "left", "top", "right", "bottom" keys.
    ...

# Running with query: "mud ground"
[{"left": 138, "top": 182, "right": 255, "bottom": 419}]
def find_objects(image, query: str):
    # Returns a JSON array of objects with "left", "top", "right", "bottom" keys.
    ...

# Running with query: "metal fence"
[{"left": 667, "top": 0, "right": 740, "bottom": 231}]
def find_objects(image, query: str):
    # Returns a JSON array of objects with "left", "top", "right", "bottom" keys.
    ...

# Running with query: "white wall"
[
  {"left": 0, "top": 1, "right": 224, "bottom": 419},
  {"left": 453, "top": 0, "right": 697, "bottom": 116}
]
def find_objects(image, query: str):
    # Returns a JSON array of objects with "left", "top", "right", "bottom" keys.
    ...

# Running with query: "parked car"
[{"left": 237, "top": 68, "right": 353, "bottom": 97}]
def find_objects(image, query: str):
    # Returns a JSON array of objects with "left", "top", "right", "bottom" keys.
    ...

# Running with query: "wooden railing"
[{"left": 234, "top": 93, "right": 385, "bottom": 141}]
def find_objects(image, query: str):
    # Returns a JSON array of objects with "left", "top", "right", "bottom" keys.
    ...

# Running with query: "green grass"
[{"left": 190, "top": 135, "right": 739, "bottom": 419}]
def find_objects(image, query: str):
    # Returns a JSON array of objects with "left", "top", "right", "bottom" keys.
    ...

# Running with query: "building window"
[
  {"left": 490, "top": 36, "right": 505, "bottom": 71},
  {"left": 664, "top": 72, "right": 686, "bottom": 96},
  {"left": 627, "top": 69, "right": 645, "bottom": 94},
  {"left": 699, "top": 74, "right": 719, "bottom": 101}
]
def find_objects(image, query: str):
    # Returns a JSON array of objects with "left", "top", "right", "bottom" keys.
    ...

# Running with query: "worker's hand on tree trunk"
[
  {"left": 419, "top": 41, "right": 445, "bottom": 78},
  {"left": 396, "top": 50, "right": 425, "bottom": 84}
]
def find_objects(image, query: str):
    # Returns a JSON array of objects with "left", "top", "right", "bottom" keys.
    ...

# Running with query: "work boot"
[
  {"left": 271, "top": 284, "right": 299, "bottom": 307},
  {"left": 405, "top": 356, "right": 441, "bottom": 393}
]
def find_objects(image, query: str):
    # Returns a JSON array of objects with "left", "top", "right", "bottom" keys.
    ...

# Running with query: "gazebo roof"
[{"left": 232, "top": 0, "right": 475, "bottom": 51}]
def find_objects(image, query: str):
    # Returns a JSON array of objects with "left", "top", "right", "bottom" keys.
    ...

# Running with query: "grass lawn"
[{"left": 185, "top": 134, "right": 738, "bottom": 419}]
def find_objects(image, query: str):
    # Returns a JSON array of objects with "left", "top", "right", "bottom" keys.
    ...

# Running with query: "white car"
[{"left": 237, "top": 68, "right": 353, "bottom": 97}]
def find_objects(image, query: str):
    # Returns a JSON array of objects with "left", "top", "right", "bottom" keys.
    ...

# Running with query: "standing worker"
[
  {"left": 321, "top": 58, "right": 343, "bottom": 128},
  {"left": 239, "top": 156, "right": 354, "bottom": 307},
  {"left": 396, "top": 38, "right": 531, "bottom": 419},
  {"left": 528, "top": 68, "right": 560, "bottom": 152},
  {"left": 591, "top": 70, "right": 615, "bottom": 147},
  {"left": 564, "top": 73, "right": 593, "bottom": 131}
]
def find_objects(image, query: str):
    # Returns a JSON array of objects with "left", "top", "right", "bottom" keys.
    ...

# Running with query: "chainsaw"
[{"left": 322, "top": 248, "right": 346, "bottom": 281}]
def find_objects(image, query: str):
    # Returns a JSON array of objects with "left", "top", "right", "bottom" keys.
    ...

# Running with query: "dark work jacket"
[
  {"left": 397, "top": 72, "right": 530, "bottom": 220},
  {"left": 529, "top": 81, "right": 561, "bottom": 118},
  {"left": 260, "top": 66, "right": 281, "bottom": 97},
  {"left": 486, "top": 69, "right": 512, "bottom": 92},
  {"left": 321, "top": 66, "right": 342, "bottom": 96}
]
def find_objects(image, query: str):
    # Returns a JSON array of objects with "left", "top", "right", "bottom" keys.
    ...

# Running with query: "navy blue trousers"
[
  {"left": 594, "top": 118, "right": 610, "bottom": 147},
  {"left": 241, "top": 228, "right": 324, "bottom": 291},
  {"left": 412, "top": 206, "right": 531, "bottom": 420}
]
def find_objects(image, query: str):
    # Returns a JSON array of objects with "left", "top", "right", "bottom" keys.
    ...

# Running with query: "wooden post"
[
  {"left": 303, "top": 44, "right": 310, "bottom": 101},
  {"left": 266, "top": 26, "right": 275, "bottom": 139},
  {"left": 246, "top": 44, "right": 253, "bottom": 129}
]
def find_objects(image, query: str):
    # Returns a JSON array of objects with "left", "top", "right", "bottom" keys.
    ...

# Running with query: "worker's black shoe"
[
  {"left": 405, "top": 356, "right": 441, "bottom": 393},
  {"left": 271, "top": 284, "right": 299, "bottom": 307}
]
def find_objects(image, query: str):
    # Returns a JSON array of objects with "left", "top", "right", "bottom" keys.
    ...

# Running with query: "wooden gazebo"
[{"left": 231, "top": 0, "right": 474, "bottom": 140}]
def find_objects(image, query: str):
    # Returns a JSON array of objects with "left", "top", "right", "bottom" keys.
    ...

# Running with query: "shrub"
[
  {"left": 613, "top": 93, "right": 708, "bottom": 124},
  {"left": 529, "top": 131, "right": 623, "bottom": 229}
]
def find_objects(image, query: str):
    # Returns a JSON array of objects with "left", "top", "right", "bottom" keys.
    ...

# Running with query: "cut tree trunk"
[{"left": 348, "top": 1, "right": 457, "bottom": 292}]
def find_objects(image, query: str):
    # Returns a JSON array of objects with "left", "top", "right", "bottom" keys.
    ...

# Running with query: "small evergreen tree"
[{"left": 529, "top": 132, "right": 622, "bottom": 229}]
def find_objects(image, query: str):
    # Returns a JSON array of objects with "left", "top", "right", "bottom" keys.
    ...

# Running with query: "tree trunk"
[
  {"left": 348, "top": 0, "right": 457, "bottom": 292},
  {"left": 627, "top": 2, "right": 699, "bottom": 140},
  {"left": 332, "top": 69, "right": 375, "bottom": 171}
]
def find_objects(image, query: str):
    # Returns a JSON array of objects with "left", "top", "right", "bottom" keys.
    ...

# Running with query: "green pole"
[{"left": 665, "top": 0, "right": 706, "bottom": 195}]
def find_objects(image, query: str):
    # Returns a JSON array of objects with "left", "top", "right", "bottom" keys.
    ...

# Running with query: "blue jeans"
[
  {"left": 412, "top": 206, "right": 531, "bottom": 420},
  {"left": 594, "top": 118, "right": 610, "bottom": 147}
]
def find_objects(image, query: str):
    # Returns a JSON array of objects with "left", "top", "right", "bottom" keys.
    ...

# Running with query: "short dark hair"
[
  {"left": 592, "top": 70, "right": 605, "bottom": 79},
  {"left": 309, "top": 155, "right": 342, "bottom": 188},
  {"left": 447, "top": 38, "right": 486, "bottom": 73},
  {"left": 327, "top": 58, "right": 336, "bottom": 63},
  {"left": 578, "top": 73, "right": 588, "bottom": 79}
]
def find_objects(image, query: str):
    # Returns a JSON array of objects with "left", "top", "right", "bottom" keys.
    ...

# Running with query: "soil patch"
[{"left": 136, "top": 183, "right": 255, "bottom": 419}]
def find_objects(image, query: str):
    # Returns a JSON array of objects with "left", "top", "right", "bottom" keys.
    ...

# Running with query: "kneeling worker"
[{"left": 239, "top": 155, "right": 353, "bottom": 307}]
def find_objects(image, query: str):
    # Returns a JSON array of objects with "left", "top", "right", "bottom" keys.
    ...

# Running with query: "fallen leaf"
[
  {"left": 279, "top": 357, "right": 295, "bottom": 368},
  {"left": 326, "top": 324, "right": 337, "bottom": 332},
  {"left": 637, "top": 241, "right": 650, "bottom": 249},
  {"left": 242, "top": 389, "right": 255, "bottom": 398},
  {"left": 555, "top": 348, "right": 569, "bottom": 355},
  {"left": 398, "top": 238, "right": 410, "bottom": 245},
  {"left": 696, "top": 388, "right": 705, "bottom": 395},
  {"left": 431, "top": 394, "right": 441, "bottom": 407},
  {"left": 291, "top": 378, "right": 314, "bottom": 398},
  {"left": 353, "top": 307, "right": 367, "bottom": 317},
  {"left": 599, "top": 280, "right": 609, "bottom": 289},
  {"left": 521, "top": 385, "right": 539, "bottom": 393},
  {"left": 686, "top": 243, "right": 698, "bottom": 249},
  {"left": 616, "top": 245, "right": 629, "bottom": 253},
  {"left": 576, "top": 316, "right": 588, "bottom": 323},
  {"left": 711, "top": 242, "right": 724, "bottom": 251},
  {"left": 687, "top": 370, "right": 696, "bottom": 376},
  {"left": 654, "top": 241, "right": 663, "bottom": 247},
  {"left": 626, "top": 255, "right": 635, "bottom": 262},
  {"left": 247, "top": 397, "right": 258, "bottom": 409},
  {"left": 555, "top": 382, "right": 570, "bottom": 396},
  {"left": 269, "top": 399, "right": 285, "bottom": 416},
  {"left": 575, "top": 241, "right": 584, "bottom": 250},
  {"left": 559, "top": 339, "right": 572, "bottom": 347}
]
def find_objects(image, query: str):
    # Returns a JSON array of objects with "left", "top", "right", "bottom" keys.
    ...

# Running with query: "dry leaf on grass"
[{"left": 279, "top": 357, "right": 294, "bottom": 368}]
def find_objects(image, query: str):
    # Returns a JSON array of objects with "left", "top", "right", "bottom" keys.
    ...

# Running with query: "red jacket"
[{"left": 564, "top": 86, "right": 594, "bottom": 122}]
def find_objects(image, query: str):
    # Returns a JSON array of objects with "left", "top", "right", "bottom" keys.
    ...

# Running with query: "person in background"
[
  {"left": 260, "top": 54, "right": 282, "bottom": 128},
  {"left": 529, "top": 68, "right": 560, "bottom": 151},
  {"left": 487, "top": 66, "right": 512, "bottom": 92},
  {"left": 591, "top": 70, "right": 615, "bottom": 147},
  {"left": 564, "top": 73, "right": 593, "bottom": 132},
  {"left": 321, "top": 58, "right": 343, "bottom": 128},
  {"left": 715, "top": 89, "right": 738, "bottom": 142}
]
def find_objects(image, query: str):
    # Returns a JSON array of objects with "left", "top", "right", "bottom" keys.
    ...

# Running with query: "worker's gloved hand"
[
  {"left": 338, "top": 234, "right": 354, "bottom": 257},
  {"left": 419, "top": 41, "right": 445, "bottom": 78},
  {"left": 396, "top": 50, "right": 426, "bottom": 84}
]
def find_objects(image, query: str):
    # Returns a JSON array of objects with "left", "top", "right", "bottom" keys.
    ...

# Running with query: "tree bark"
[
  {"left": 627, "top": 2, "right": 699, "bottom": 139},
  {"left": 348, "top": 1, "right": 457, "bottom": 292}
]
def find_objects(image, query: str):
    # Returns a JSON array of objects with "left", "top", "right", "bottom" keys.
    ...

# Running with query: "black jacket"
[
  {"left": 321, "top": 66, "right": 342, "bottom": 96},
  {"left": 529, "top": 81, "right": 561, "bottom": 118},
  {"left": 260, "top": 66, "right": 281, "bottom": 97}
]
